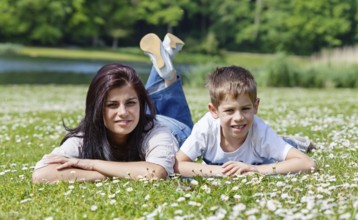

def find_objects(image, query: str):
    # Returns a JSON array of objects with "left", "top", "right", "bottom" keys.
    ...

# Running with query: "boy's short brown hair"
[{"left": 206, "top": 65, "right": 257, "bottom": 108}]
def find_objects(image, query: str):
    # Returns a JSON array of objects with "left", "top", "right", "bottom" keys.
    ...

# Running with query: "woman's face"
[{"left": 103, "top": 84, "right": 140, "bottom": 143}]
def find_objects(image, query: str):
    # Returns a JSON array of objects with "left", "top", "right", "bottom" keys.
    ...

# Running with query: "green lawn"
[
  {"left": 15, "top": 45, "right": 308, "bottom": 68},
  {"left": 19, "top": 46, "right": 148, "bottom": 63},
  {"left": 0, "top": 85, "right": 357, "bottom": 219}
]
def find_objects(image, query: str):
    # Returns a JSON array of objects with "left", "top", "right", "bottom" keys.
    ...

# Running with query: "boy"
[{"left": 175, "top": 66, "right": 317, "bottom": 176}]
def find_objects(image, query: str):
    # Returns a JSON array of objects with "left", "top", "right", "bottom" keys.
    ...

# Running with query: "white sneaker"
[
  {"left": 283, "top": 136, "right": 316, "bottom": 153},
  {"left": 140, "top": 33, "right": 174, "bottom": 80},
  {"left": 162, "top": 33, "right": 185, "bottom": 58}
]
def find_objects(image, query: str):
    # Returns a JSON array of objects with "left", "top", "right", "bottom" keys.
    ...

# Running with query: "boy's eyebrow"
[
  {"left": 227, "top": 103, "right": 253, "bottom": 109},
  {"left": 242, "top": 103, "right": 253, "bottom": 107}
]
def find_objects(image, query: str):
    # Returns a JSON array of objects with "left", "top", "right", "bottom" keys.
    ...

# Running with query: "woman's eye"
[
  {"left": 107, "top": 103, "right": 118, "bottom": 108},
  {"left": 126, "top": 101, "right": 136, "bottom": 106}
]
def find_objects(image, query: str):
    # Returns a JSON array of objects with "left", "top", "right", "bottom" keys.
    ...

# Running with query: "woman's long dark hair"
[{"left": 61, "top": 63, "right": 156, "bottom": 161}]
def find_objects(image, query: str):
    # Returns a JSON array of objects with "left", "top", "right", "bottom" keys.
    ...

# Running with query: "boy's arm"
[
  {"left": 175, "top": 150, "right": 223, "bottom": 177},
  {"left": 255, "top": 147, "right": 317, "bottom": 175}
]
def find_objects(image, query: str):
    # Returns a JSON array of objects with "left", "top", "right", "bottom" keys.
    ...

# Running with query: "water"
[
  {"left": 0, "top": 55, "right": 151, "bottom": 75},
  {"left": 0, "top": 55, "right": 191, "bottom": 84},
  {"left": 0, "top": 55, "right": 191, "bottom": 75}
]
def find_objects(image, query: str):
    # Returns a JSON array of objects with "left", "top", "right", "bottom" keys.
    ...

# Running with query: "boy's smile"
[{"left": 209, "top": 93, "right": 259, "bottom": 151}]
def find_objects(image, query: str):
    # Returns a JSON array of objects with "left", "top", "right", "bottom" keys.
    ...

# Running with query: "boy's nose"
[{"left": 234, "top": 111, "right": 244, "bottom": 120}]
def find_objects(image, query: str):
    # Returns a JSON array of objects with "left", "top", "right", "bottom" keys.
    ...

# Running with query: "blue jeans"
[{"left": 146, "top": 67, "right": 193, "bottom": 147}]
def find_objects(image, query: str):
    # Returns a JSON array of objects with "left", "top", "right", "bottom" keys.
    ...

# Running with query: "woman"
[{"left": 32, "top": 33, "right": 192, "bottom": 183}]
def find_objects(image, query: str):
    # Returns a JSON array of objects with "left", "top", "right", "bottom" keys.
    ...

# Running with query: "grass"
[
  {"left": 0, "top": 85, "right": 357, "bottom": 219},
  {"left": 5, "top": 44, "right": 358, "bottom": 71},
  {"left": 19, "top": 47, "right": 148, "bottom": 63},
  {"left": 14, "top": 45, "right": 308, "bottom": 68}
]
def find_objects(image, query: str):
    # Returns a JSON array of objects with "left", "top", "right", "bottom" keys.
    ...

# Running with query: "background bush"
[{"left": 256, "top": 53, "right": 358, "bottom": 88}]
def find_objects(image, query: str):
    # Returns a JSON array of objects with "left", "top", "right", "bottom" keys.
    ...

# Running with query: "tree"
[
  {"left": 65, "top": 0, "right": 107, "bottom": 47},
  {"left": 136, "top": 0, "right": 188, "bottom": 33},
  {"left": 259, "top": 0, "right": 354, "bottom": 54},
  {"left": 208, "top": 0, "right": 256, "bottom": 51},
  {"left": 104, "top": 0, "right": 137, "bottom": 50},
  {"left": 5, "top": 0, "right": 72, "bottom": 45}
]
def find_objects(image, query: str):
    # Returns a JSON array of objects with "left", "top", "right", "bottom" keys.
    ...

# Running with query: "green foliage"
[
  {"left": 136, "top": 0, "right": 188, "bottom": 31},
  {"left": 209, "top": 0, "right": 255, "bottom": 50},
  {"left": 257, "top": 53, "right": 358, "bottom": 88},
  {"left": 1, "top": 0, "right": 357, "bottom": 55},
  {"left": 182, "top": 62, "right": 219, "bottom": 88},
  {"left": 0, "top": 86, "right": 357, "bottom": 219},
  {"left": 185, "top": 32, "right": 220, "bottom": 55},
  {"left": 257, "top": 0, "right": 355, "bottom": 54},
  {"left": 303, "top": 63, "right": 358, "bottom": 88},
  {"left": 261, "top": 53, "right": 300, "bottom": 87},
  {"left": 31, "top": 24, "right": 63, "bottom": 45}
]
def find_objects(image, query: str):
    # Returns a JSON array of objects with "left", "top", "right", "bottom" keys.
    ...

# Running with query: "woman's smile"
[{"left": 103, "top": 85, "right": 140, "bottom": 142}]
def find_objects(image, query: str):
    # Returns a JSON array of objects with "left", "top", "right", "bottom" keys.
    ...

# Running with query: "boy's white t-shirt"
[
  {"left": 180, "top": 112, "right": 292, "bottom": 165},
  {"left": 34, "top": 121, "right": 178, "bottom": 176}
]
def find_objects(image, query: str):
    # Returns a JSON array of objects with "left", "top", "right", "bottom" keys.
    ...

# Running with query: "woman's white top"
[{"left": 34, "top": 121, "right": 178, "bottom": 176}]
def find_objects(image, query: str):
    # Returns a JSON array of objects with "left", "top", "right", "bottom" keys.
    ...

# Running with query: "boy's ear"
[
  {"left": 208, "top": 103, "right": 219, "bottom": 119},
  {"left": 254, "top": 98, "right": 260, "bottom": 114}
]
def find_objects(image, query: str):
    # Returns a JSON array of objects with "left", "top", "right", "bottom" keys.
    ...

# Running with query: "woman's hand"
[
  {"left": 44, "top": 154, "right": 94, "bottom": 171},
  {"left": 222, "top": 161, "right": 259, "bottom": 175}
]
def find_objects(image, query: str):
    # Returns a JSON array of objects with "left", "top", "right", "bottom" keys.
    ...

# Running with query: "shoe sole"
[
  {"left": 284, "top": 136, "right": 316, "bottom": 153},
  {"left": 140, "top": 33, "right": 164, "bottom": 69},
  {"left": 166, "top": 33, "right": 184, "bottom": 49}
]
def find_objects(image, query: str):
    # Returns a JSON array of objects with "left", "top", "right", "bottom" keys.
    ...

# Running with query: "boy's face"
[{"left": 208, "top": 93, "right": 259, "bottom": 146}]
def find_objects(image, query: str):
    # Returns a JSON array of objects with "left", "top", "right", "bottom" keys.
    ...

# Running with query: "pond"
[{"left": 0, "top": 55, "right": 191, "bottom": 84}]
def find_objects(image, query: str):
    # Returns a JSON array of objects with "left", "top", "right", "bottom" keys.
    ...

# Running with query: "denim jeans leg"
[
  {"left": 145, "top": 66, "right": 163, "bottom": 89},
  {"left": 156, "top": 115, "right": 192, "bottom": 147},
  {"left": 282, "top": 137, "right": 297, "bottom": 149},
  {"left": 146, "top": 67, "right": 193, "bottom": 129},
  {"left": 145, "top": 66, "right": 193, "bottom": 147}
]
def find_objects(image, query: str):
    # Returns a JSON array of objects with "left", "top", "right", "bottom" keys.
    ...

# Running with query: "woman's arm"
[
  {"left": 175, "top": 150, "right": 223, "bottom": 177},
  {"left": 89, "top": 160, "right": 167, "bottom": 179},
  {"left": 32, "top": 137, "right": 100, "bottom": 183},
  {"left": 42, "top": 155, "right": 167, "bottom": 181},
  {"left": 32, "top": 164, "right": 106, "bottom": 184}
]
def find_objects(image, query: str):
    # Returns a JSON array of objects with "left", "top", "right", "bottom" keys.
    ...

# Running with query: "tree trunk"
[
  {"left": 253, "top": 0, "right": 262, "bottom": 40},
  {"left": 112, "top": 38, "right": 118, "bottom": 50}
]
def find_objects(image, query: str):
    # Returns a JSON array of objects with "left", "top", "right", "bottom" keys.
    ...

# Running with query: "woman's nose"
[{"left": 117, "top": 105, "right": 127, "bottom": 116}]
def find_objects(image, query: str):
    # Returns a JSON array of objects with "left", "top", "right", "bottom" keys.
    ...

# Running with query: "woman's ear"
[
  {"left": 254, "top": 98, "right": 260, "bottom": 114},
  {"left": 208, "top": 103, "right": 219, "bottom": 119}
]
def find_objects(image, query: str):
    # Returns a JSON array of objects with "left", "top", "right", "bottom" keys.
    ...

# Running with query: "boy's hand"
[
  {"left": 222, "top": 161, "right": 259, "bottom": 175},
  {"left": 44, "top": 154, "right": 94, "bottom": 171}
]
